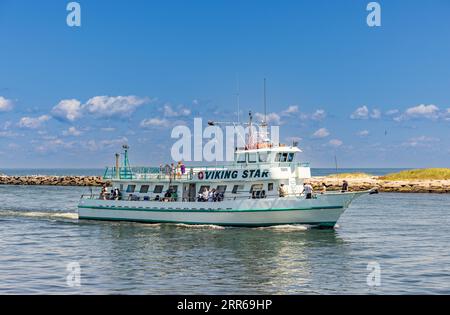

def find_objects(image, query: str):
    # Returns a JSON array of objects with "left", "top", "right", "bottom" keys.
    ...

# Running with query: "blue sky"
[{"left": 0, "top": 0, "right": 449, "bottom": 168}]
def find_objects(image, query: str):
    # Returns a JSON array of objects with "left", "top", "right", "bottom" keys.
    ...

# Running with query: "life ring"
[{"left": 198, "top": 171, "right": 204, "bottom": 180}]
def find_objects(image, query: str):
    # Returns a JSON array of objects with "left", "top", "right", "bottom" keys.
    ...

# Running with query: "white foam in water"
[
  {"left": 257, "top": 224, "right": 309, "bottom": 231},
  {"left": 0, "top": 210, "right": 78, "bottom": 220},
  {"left": 173, "top": 223, "right": 226, "bottom": 230}
]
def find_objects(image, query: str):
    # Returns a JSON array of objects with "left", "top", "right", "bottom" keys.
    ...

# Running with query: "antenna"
[
  {"left": 334, "top": 154, "right": 338, "bottom": 173},
  {"left": 263, "top": 78, "right": 267, "bottom": 125},
  {"left": 236, "top": 74, "right": 240, "bottom": 124}
]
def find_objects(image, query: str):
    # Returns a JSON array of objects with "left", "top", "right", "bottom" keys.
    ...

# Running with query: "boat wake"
[
  {"left": 0, "top": 209, "right": 78, "bottom": 221},
  {"left": 173, "top": 223, "right": 226, "bottom": 230},
  {"left": 256, "top": 224, "right": 309, "bottom": 231}
]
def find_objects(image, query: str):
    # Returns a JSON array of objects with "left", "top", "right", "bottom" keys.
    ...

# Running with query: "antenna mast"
[
  {"left": 236, "top": 75, "right": 240, "bottom": 124},
  {"left": 263, "top": 78, "right": 267, "bottom": 125}
]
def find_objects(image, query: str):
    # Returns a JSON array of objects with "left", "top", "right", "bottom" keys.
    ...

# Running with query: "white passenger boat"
[{"left": 78, "top": 115, "right": 375, "bottom": 228}]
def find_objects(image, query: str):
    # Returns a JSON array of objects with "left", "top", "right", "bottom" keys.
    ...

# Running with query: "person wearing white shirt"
[{"left": 304, "top": 183, "right": 313, "bottom": 199}]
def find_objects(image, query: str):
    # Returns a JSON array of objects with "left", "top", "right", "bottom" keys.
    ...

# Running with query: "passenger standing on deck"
[
  {"left": 202, "top": 187, "right": 209, "bottom": 202},
  {"left": 170, "top": 163, "right": 175, "bottom": 180},
  {"left": 304, "top": 182, "right": 313, "bottom": 199},
  {"left": 342, "top": 180, "right": 349, "bottom": 192},
  {"left": 180, "top": 162, "right": 186, "bottom": 178},
  {"left": 208, "top": 189, "right": 215, "bottom": 202},
  {"left": 278, "top": 184, "right": 288, "bottom": 197},
  {"left": 100, "top": 185, "right": 108, "bottom": 200},
  {"left": 176, "top": 161, "right": 181, "bottom": 179}
]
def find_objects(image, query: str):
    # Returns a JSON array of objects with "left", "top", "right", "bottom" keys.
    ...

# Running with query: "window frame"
[
  {"left": 287, "top": 153, "right": 295, "bottom": 162},
  {"left": 198, "top": 185, "right": 210, "bottom": 193},
  {"left": 153, "top": 185, "right": 164, "bottom": 194},
  {"left": 250, "top": 184, "right": 264, "bottom": 193},
  {"left": 248, "top": 153, "right": 257, "bottom": 163},
  {"left": 216, "top": 185, "right": 227, "bottom": 193},
  {"left": 126, "top": 185, "right": 136, "bottom": 193},
  {"left": 169, "top": 185, "right": 178, "bottom": 193},
  {"left": 232, "top": 185, "right": 244, "bottom": 194},
  {"left": 236, "top": 153, "right": 246, "bottom": 163},
  {"left": 258, "top": 152, "right": 269, "bottom": 163},
  {"left": 139, "top": 185, "right": 150, "bottom": 194}
]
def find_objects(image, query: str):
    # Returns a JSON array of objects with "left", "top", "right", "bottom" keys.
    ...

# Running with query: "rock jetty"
[
  {"left": 0, "top": 175, "right": 449, "bottom": 193},
  {"left": 0, "top": 175, "right": 108, "bottom": 187},
  {"left": 309, "top": 176, "right": 450, "bottom": 194}
]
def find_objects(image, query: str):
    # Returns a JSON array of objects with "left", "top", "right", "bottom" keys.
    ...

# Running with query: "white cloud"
[
  {"left": 444, "top": 108, "right": 450, "bottom": 121},
  {"left": 2, "top": 121, "right": 12, "bottom": 130},
  {"left": 51, "top": 99, "right": 82, "bottom": 121},
  {"left": 370, "top": 109, "right": 381, "bottom": 119},
  {"left": 0, "top": 96, "right": 14, "bottom": 112},
  {"left": 357, "top": 130, "right": 370, "bottom": 137},
  {"left": 163, "top": 104, "right": 191, "bottom": 117},
  {"left": 329, "top": 139, "right": 343, "bottom": 147},
  {"left": 405, "top": 104, "right": 439, "bottom": 119},
  {"left": 35, "top": 138, "right": 75, "bottom": 153},
  {"left": 140, "top": 118, "right": 169, "bottom": 128},
  {"left": 311, "top": 109, "right": 326, "bottom": 121},
  {"left": 0, "top": 130, "right": 19, "bottom": 137},
  {"left": 350, "top": 106, "right": 369, "bottom": 119},
  {"left": 255, "top": 112, "right": 281, "bottom": 124},
  {"left": 98, "top": 137, "right": 129, "bottom": 149},
  {"left": 351, "top": 106, "right": 381, "bottom": 120},
  {"left": 393, "top": 104, "right": 440, "bottom": 122},
  {"left": 281, "top": 105, "right": 299, "bottom": 116},
  {"left": 62, "top": 126, "right": 82, "bottom": 136},
  {"left": 18, "top": 115, "right": 50, "bottom": 129},
  {"left": 312, "top": 128, "right": 330, "bottom": 138},
  {"left": 80, "top": 137, "right": 128, "bottom": 151},
  {"left": 84, "top": 95, "right": 149, "bottom": 118},
  {"left": 385, "top": 109, "right": 399, "bottom": 116},
  {"left": 402, "top": 136, "right": 440, "bottom": 147}
]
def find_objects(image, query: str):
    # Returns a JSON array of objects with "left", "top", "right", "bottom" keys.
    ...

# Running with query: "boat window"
[
  {"left": 140, "top": 185, "right": 150, "bottom": 193},
  {"left": 248, "top": 153, "right": 257, "bottom": 163},
  {"left": 216, "top": 185, "right": 227, "bottom": 193},
  {"left": 199, "top": 185, "right": 210, "bottom": 193},
  {"left": 250, "top": 184, "right": 264, "bottom": 193},
  {"left": 126, "top": 185, "right": 136, "bottom": 193},
  {"left": 232, "top": 185, "right": 244, "bottom": 194},
  {"left": 236, "top": 154, "right": 246, "bottom": 163},
  {"left": 154, "top": 185, "right": 164, "bottom": 194},
  {"left": 276, "top": 152, "right": 289, "bottom": 162},
  {"left": 268, "top": 183, "right": 274, "bottom": 191},
  {"left": 287, "top": 153, "right": 295, "bottom": 162},
  {"left": 169, "top": 185, "right": 178, "bottom": 192},
  {"left": 258, "top": 152, "right": 269, "bottom": 162}
]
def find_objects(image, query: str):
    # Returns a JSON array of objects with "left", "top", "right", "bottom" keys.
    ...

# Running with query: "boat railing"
[
  {"left": 80, "top": 191, "right": 308, "bottom": 202},
  {"left": 102, "top": 162, "right": 311, "bottom": 180}
]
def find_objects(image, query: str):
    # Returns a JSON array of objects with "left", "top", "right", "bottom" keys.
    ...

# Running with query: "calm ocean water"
[{"left": 0, "top": 183, "right": 449, "bottom": 294}]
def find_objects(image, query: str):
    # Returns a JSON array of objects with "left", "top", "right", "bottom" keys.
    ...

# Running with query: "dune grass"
[
  {"left": 326, "top": 172, "right": 373, "bottom": 179},
  {"left": 380, "top": 168, "right": 450, "bottom": 180}
]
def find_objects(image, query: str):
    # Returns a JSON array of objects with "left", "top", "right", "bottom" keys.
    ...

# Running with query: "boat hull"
[{"left": 78, "top": 191, "right": 370, "bottom": 227}]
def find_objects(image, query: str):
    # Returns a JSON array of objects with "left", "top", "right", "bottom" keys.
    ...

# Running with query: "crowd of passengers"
[
  {"left": 197, "top": 187, "right": 225, "bottom": 202},
  {"left": 99, "top": 185, "right": 225, "bottom": 202}
]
